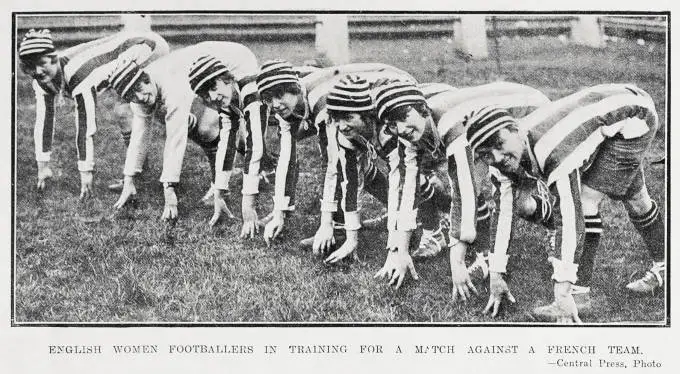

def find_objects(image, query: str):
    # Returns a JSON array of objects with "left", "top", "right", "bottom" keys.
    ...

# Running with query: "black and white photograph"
[{"left": 10, "top": 11, "right": 668, "bottom": 327}]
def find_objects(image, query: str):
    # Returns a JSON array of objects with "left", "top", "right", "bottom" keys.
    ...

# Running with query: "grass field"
[{"left": 13, "top": 35, "right": 667, "bottom": 323}]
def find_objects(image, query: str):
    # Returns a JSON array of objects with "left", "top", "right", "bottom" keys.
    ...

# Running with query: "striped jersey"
[
  {"left": 31, "top": 31, "right": 169, "bottom": 172},
  {"left": 268, "top": 63, "right": 416, "bottom": 213},
  {"left": 334, "top": 82, "right": 452, "bottom": 231},
  {"left": 338, "top": 81, "right": 549, "bottom": 234},
  {"left": 430, "top": 82, "right": 550, "bottom": 243},
  {"left": 489, "top": 84, "right": 658, "bottom": 282},
  {"left": 123, "top": 41, "right": 261, "bottom": 185}
]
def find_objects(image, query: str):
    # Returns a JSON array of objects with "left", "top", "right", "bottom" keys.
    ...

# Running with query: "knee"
[
  {"left": 581, "top": 185, "right": 605, "bottom": 216},
  {"left": 624, "top": 187, "right": 653, "bottom": 216},
  {"left": 515, "top": 193, "right": 537, "bottom": 219}
]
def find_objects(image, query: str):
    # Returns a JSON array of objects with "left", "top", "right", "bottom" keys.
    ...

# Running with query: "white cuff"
[
  {"left": 320, "top": 199, "right": 338, "bottom": 213},
  {"left": 273, "top": 195, "right": 294, "bottom": 211},
  {"left": 395, "top": 209, "right": 418, "bottom": 231},
  {"left": 77, "top": 160, "right": 94, "bottom": 172},
  {"left": 35, "top": 152, "right": 51, "bottom": 162},
  {"left": 344, "top": 211, "right": 361, "bottom": 231},
  {"left": 214, "top": 170, "right": 231, "bottom": 190},
  {"left": 448, "top": 236, "right": 461, "bottom": 247},
  {"left": 241, "top": 174, "right": 260, "bottom": 195},
  {"left": 548, "top": 257, "right": 579, "bottom": 283},
  {"left": 123, "top": 166, "right": 141, "bottom": 177},
  {"left": 488, "top": 253, "right": 509, "bottom": 273}
]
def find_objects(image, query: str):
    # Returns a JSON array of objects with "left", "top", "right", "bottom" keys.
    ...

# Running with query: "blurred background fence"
[{"left": 15, "top": 14, "right": 667, "bottom": 45}]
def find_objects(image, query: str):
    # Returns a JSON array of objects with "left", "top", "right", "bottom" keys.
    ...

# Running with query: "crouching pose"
[
  {"left": 466, "top": 84, "right": 664, "bottom": 323},
  {"left": 254, "top": 60, "right": 417, "bottom": 246},
  {"left": 110, "top": 42, "right": 269, "bottom": 229},
  {"left": 315, "top": 78, "right": 458, "bottom": 281},
  {"left": 365, "top": 80, "right": 550, "bottom": 293},
  {"left": 17, "top": 28, "right": 168, "bottom": 197}
]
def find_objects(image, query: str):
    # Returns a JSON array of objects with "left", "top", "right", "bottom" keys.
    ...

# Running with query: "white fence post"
[
  {"left": 121, "top": 14, "right": 151, "bottom": 32},
  {"left": 571, "top": 16, "right": 605, "bottom": 48},
  {"left": 453, "top": 15, "right": 489, "bottom": 60},
  {"left": 315, "top": 15, "right": 350, "bottom": 65}
]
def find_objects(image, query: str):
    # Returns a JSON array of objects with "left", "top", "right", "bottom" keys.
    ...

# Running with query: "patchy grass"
[{"left": 13, "top": 35, "right": 666, "bottom": 323}]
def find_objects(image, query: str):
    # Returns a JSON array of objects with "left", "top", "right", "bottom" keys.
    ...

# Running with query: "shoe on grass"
[
  {"left": 258, "top": 169, "right": 276, "bottom": 190},
  {"left": 107, "top": 179, "right": 124, "bottom": 192},
  {"left": 467, "top": 252, "right": 489, "bottom": 283},
  {"left": 412, "top": 228, "right": 447, "bottom": 258},
  {"left": 570, "top": 285, "right": 592, "bottom": 314},
  {"left": 626, "top": 262, "right": 665, "bottom": 295},
  {"left": 361, "top": 212, "right": 388, "bottom": 231},
  {"left": 201, "top": 183, "right": 216, "bottom": 207},
  {"left": 531, "top": 285, "right": 592, "bottom": 321}
]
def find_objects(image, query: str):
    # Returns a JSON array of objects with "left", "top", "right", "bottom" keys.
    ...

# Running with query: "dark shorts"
[{"left": 582, "top": 128, "right": 657, "bottom": 200}]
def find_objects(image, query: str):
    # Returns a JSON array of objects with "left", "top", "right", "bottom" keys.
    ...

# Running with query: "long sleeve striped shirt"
[
  {"left": 489, "top": 84, "right": 658, "bottom": 282},
  {"left": 31, "top": 31, "right": 169, "bottom": 172},
  {"left": 336, "top": 82, "right": 549, "bottom": 236},
  {"left": 268, "top": 63, "right": 416, "bottom": 213},
  {"left": 124, "top": 41, "right": 261, "bottom": 186}
]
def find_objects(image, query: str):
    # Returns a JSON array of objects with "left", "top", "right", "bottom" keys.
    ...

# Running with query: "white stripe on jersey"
[
  {"left": 434, "top": 89, "right": 550, "bottom": 137},
  {"left": 445, "top": 134, "right": 467, "bottom": 157},
  {"left": 451, "top": 142, "right": 477, "bottom": 243},
  {"left": 547, "top": 128, "right": 603, "bottom": 185},
  {"left": 533, "top": 93, "right": 656, "bottom": 171},
  {"left": 556, "top": 176, "right": 578, "bottom": 264},
  {"left": 492, "top": 176, "right": 514, "bottom": 256}
]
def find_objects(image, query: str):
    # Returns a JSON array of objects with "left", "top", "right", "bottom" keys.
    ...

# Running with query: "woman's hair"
[
  {"left": 260, "top": 82, "right": 302, "bottom": 102},
  {"left": 478, "top": 122, "right": 520, "bottom": 150},
  {"left": 327, "top": 109, "right": 376, "bottom": 125},
  {"left": 19, "top": 54, "right": 58, "bottom": 74},
  {"left": 195, "top": 71, "right": 236, "bottom": 98},
  {"left": 122, "top": 71, "right": 151, "bottom": 102},
  {"left": 382, "top": 102, "right": 430, "bottom": 122}
]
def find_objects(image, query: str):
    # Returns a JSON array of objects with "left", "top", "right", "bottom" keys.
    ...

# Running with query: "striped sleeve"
[
  {"left": 66, "top": 32, "right": 168, "bottom": 95},
  {"left": 159, "top": 101, "right": 190, "bottom": 183},
  {"left": 527, "top": 87, "right": 658, "bottom": 184},
  {"left": 271, "top": 115, "right": 298, "bottom": 211},
  {"left": 214, "top": 110, "right": 241, "bottom": 190},
  {"left": 319, "top": 122, "right": 340, "bottom": 213},
  {"left": 32, "top": 80, "right": 56, "bottom": 162},
  {"left": 487, "top": 169, "right": 516, "bottom": 273},
  {"left": 73, "top": 87, "right": 98, "bottom": 172},
  {"left": 446, "top": 136, "right": 479, "bottom": 245},
  {"left": 336, "top": 133, "right": 362, "bottom": 230},
  {"left": 240, "top": 81, "right": 267, "bottom": 196},
  {"left": 548, "top": 170, "right": 585, "bottom": 283},
  {"left": 122, "top": 103, "right": 153, "bottom": 176},
  {"left": 386, "top": 140, "right": 419, "bottom": 231}
]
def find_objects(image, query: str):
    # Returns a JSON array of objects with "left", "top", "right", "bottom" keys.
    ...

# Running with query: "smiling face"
[
  {"left": 383, "top": 105, "right": 432, "bottom": 147},
  {"left": 260, "top": 83, "right": 305, "bottom": 120},
  {"left": 199, "top": 78, "right": 237, "bottom": 110},
  {"left": 126, "top": 76, "right": 158, "bottom": 106},
  {"left": 474, "top": 126, "right": 527, "bottom": 175},
  {"left": 268, "top": 91, "right": 305, "bottom": 120},
  {"left": 21, "top": 54, "right": 60, "bottom": 84},
  {"left": 331, "top": 111, "right": 374, "bottom": 143}
]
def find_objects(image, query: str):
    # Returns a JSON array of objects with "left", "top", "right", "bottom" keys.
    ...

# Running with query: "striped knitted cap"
[
  {"left": 108, "top": 58, "right": 144, "bottom": 98},
  {"left": 19, "top": 29, "right": 55, "bottom": 57},
  {"left": 464, "top": 106, "right": 517, "bottom": 151},
  {"left": 256, "top": 59, "right": 299, "bottom": 94},
  {"left": 189, "top": 55, "right": 230, "bottom": 93},
  {"left": 372, "top": 80, "right": 425, "bottom": 120},
  {"left": 326, "top": 75, "right": 373, "bottom": 112}
]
